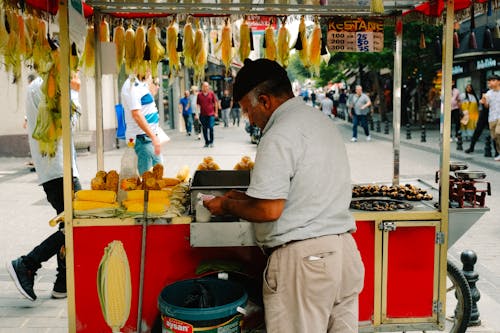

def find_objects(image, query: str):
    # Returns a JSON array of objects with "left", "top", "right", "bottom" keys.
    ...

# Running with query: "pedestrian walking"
[
  {"left": 220, "top": 89, "right": 232, "bottom": 127},
  {"left": 7, "top": 72, "right": 82, "bottom": 301},
  {"left": 204, "top": 59, "right": 364, "bottom": 333},
  {"left": 121, "top": 72, "right": 163, "bottom": 175},
  {"left": 337, "top": 88, "right": 348, "bottom": 119},
  {"left": 459, "top": 84, "right": 479, "bottom": 140},
  {"left": 231, "top": 100, "right": 241, "bottom": 126},
  {"left": 320, "top": 94, "right": 334, "bottom": 118},
  {"left": 450, "top": 79, "right": 462, "bottom": 141},
  {"left": 480, "top": 74, "right": 500, "bottom": 161},
  {"left": 190, "top": 86, "right": 202, "bottom": 140},
  {"left": 197, "top": 81, "right": 218, "bottom": 147},
  {"left": 179, "top": 90, "right": 193, "bottom": 136},
  {"left": 348, "top": 85, "right": 372, "bottom": 142}
]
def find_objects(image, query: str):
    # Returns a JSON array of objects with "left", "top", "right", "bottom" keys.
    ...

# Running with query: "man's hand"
[
  {"left": 152, "top": 136, "right": 161, "bottom": 155},
  {"left": 203, "top": 196, "right": 226, "bottom": 216}
]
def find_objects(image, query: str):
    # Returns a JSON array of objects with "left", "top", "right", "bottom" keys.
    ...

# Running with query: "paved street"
[{"left": 0, "top": 115, "right": 498, "bottom": 332}]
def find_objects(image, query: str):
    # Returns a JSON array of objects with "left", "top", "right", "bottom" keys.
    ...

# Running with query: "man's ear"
[{"left": 258, "top": 94, "right": 270, "bottom": 108}]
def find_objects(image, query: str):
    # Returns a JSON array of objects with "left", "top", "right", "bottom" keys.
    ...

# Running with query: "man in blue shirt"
[{"left": 179, "top": 90, "right": 193, "bottom": 136}]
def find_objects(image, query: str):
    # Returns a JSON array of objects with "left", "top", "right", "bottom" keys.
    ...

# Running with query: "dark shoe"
[
  {"left": 7, "top": 258, "right": 37, "bottom": 301},
  {"left": 203, "top": 144, "right": 209, "bottom": 148},
  {"left": 209, "top": 143, "right": 214, "bottom": 148},
  {"left": 51, "top": 275, "right": 67, "bottom": 299},
  {"left": 465, "top": 147, "right": 474, "bottom": 154}
]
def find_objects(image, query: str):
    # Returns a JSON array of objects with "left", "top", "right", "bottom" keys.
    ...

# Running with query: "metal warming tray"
[{"left": 189, "top": 170, "right": 251, "bottom": 213}]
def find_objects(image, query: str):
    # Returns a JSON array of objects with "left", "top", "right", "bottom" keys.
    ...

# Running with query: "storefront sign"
[
  {"left": 476, "top": 58, "right": 497, "bottom": 70},
  {"left": 452, "top": 65, "right": 464, "bottom": 75},
  {"left": 326, "top": 17, "right": 384, "bottom": 52}
]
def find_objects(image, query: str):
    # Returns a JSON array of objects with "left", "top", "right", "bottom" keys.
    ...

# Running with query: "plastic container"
[
  {"left": 158, "top": 278, "right": 247, "bottom": 333},
  {"left": 117, "top": 138, "right": 138, "bottom": 202}
]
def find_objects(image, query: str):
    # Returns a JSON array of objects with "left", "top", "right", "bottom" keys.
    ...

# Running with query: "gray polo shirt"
[
  {"left": 246, "top": 97, "right": 355, "bottom": 248},
  {"left": 348, "top": 93, "right": 371, "bottom": 115}
]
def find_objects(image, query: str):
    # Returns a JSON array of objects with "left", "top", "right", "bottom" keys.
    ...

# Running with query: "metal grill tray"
[{"left": 350, "top": 198, "right": 413, "bottom": 211}]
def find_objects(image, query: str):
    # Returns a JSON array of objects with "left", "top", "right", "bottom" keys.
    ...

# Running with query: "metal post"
[
  {"left": 406, "top": 123, "right": 412, "bottom": 140},
  {"left": 456, "top": 131, "right": 463, "bottom": 150},
  {"left": 461, "top": 250, "right": 481, "bottom": 326},
  {"left": 421, "top": 124, "right": 427, "bottom": 142},
  {"left": 392, "top": 14, "right": 403, "bottom": 186},
  {"left": 484, "top": 134, "right": 492, "bottom": 157}
]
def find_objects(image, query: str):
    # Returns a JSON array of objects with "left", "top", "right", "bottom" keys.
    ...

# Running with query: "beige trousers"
[
  {"left": 489, "top": 119, "right": 500, "bottom": 154},
  {"left": 262, "top": 233, "right": 365, "bottom": 333}
]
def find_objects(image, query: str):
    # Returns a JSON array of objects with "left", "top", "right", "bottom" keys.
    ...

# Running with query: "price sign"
[{"left": 327, "top": 17, "right": 384, "bottom": 53}]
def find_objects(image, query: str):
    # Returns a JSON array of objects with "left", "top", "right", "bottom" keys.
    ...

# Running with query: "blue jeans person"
[
  {"left": 352, "top": 113, "right": 370, "bottom": 139},
  {"left": 183, "top": 113, "right": 193, "bottom": 134},
  {"left": 200, "top": 115, "right": 215, "bottom": 146},
  {"left": 135, "top": 134, "right": 163, "bottom": 175}
]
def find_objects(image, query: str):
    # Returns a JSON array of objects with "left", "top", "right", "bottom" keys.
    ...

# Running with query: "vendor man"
[{"left": 204, "top": 59, "right": 364, "bottom": 333}]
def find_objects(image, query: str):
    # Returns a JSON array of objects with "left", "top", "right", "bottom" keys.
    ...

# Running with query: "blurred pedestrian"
[
  {"left": 319, "top": 94, "right": 334, "bottom": 118},
  {"left": 459, "top": 84, "right": 479, "bottom": 141},
  {"left": 348, "top": 85, "right": 372, "bottom": 142},
  {"left": 220, "top": 89, "right": 232, "bottom": 127},
  {"left": 450, "top": 79, "right": 462, "bottom": 141},
  {"left": 190, "top": 86, "right": 201, "bottom": 140},
  {"left": 179, "top": 90, "right": 193, "bottom": 136},
  {"left": 337, "top": 88, "right": 348, "bottom": 119},
  {"left": 197, "top": 81, "right": 218, "bottom": 147},
  {"left": 480, "top": 74, "right": 500, "bottom": 161},
  {"left": 231, "top": 100, "right": 241, "bottom": 127},
  {"left": 8, "top": 72, "right": 82, "bottom": 301}
]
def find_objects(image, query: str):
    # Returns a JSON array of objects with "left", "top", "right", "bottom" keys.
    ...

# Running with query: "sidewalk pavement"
[{"left": 0, "top": 118, "right": 498, "bottom": 332}]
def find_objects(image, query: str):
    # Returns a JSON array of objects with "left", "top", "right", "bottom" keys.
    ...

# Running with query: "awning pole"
[{"left": 392, "top": 13, "right": 403, "bottom": 186}]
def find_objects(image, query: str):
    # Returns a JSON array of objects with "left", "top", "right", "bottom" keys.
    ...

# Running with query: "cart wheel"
[{"left": 446, "top": 260, "right": 472, "bottom": 333}]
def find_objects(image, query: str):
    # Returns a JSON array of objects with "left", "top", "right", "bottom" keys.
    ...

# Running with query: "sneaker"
[
  {"left": 351, "top": 137, "right": 357, "bottom": 142},
  {"left": 51, "top": 275, "right": 67, "bottom": 299},
  {"left": 7, "top": 258, "right": 36, "bottom": 301},
  {"left": 366, "top": 135, "right": 372, "bottom": 141},
  {"left": 209, "top": 143, "right": 214, "bottom": 148},
  {"left": 494, "top": 155, "right": 500, "bottom": 161},
  {"left": 465, "top": 147, "right": 474, "bottom": 154},
  {"left": 197, "top": 135, "right": 201, "bottom": 140},
  {"left": 203, "top": 144, "right": 209, "bottom": 148}
]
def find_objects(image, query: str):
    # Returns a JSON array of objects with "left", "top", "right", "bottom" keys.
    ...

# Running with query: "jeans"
[
  {"left": 23, "top": 177, "right": 81, "bottom": 279},
  {"left": 221, "top": 108, "right": 231, "bottom": 127},
  {"left": 135, "top": 135, "right": 163, "bottom": 175},
  {"left": 352, "top": 113, "right": 369, "bottom": 138},
  {"left": 231, "top": 108, "right": 241, "bottom": 126},
  {"left": 182, "top": 114, "right": 193, "bottom": 134},
  {"left": 451, "top": 108, "right": 461, "bottom": 138},
  {"left": 200, "top": 115, "right": 215, "bottom": 145}
]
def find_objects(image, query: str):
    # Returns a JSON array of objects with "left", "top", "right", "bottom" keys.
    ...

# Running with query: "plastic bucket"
[{"left": 158, "top": 278, "right": 247, "bottom": 333}]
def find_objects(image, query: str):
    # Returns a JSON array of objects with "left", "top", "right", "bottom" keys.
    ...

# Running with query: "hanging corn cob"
[
  {"left": 113, "top": 22, "right": 125, "bottom": 72},
  {"left": 193, "top": 19, "right": 207, "bottom": 84},
  {"left": 5, "top": 9, "right": 21, "bottom": 82},
  {"left": 295, "top": 16, "right": 309, "bottom": 68},
  {"left": 97, "top": 240, "right": 132, "bottom": 333},
  {"left": 167, "top": 18, "right": 181, "bottom": 78},
  {"left": 277, "top": 16, "right": 290, "bottom": 68},
  {"left": 17, "top": 13, "right": 32, "bottom": 61},
  {"left": 100, "top": 18, "right": 110, "bottom": 42},
  {"left": 0, "top": 6, "right": 8, "bottom": 54},
  {"left": 263, "top": 20, "right": 277, "bottom": 61},
  {"left": 238, "top": 16, "right": 251, "bottom": 62},
  {"left": 82, "top": 24, "right": 95, "bottom": 77},
  {"left": 308, "top": 16, "right": 322, "bottom": 77},
  {"left": 135, "top": 23, "right": 147, "bottom": 77},
  {"left": 148, "top": 22, "right": 165, "bottom": 78},
  {"left": 31, "top": 18, "right": 52, "bottom": 74},
  {"left": 124, "top": 24, "right": 135, "bottom": 75},
  {"left": 183, "top": 16, "right": 195, "bottom": 68},
  {"left": 218, "top": 18, "right": 233, "bottom": 75}
]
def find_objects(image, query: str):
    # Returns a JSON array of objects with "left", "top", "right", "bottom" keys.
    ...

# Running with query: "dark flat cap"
[
  {"left": 233, "top": 59, "right": 289, "bottom": 102},
  {"left": 487, "top": 74, "right": 500, "bottom": 81}
]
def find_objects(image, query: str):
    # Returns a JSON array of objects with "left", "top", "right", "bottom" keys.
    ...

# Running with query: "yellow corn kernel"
[{"left": 75, "top": 190, "right": 117, "bottom": 203}]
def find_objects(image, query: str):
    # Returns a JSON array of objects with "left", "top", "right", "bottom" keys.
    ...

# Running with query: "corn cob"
[
  {"left": 167, "top": 20, "right": 181, "bottom": 77},
  {"left": 147, "top": 22, "right": 165, "bottom": 78},
  {"left": 32, "top": 18, "right": 52, "bottom": 73},
  {"left": 277, "top": 17, "right": 290, "bottom": 68},
  {"left": 296, "top": 16, "right": 309, "bottom": 68},
  {"left": 97, "top": 241, "right": 131, "bottom": 333},
  {"left": 126, "top": 190, "right": 169, "bottom": 201},
  {"left": 82, "top": 25, "right": 95, "bottom": 77},
  {"left": 183, "top": 17, "right": 195, "bottom": 69},
  {"left": 73, "top": 200, "right": 120, "bottom": 210},
  {"left": 193, "top": 19, "right": 207, "bottom": 84},
  {"left": 126, "top": 201, "right": 168, "bottom": 214},
  {"left": 263, "top": 21, "right": 277, "bottom": 61},
  {"left": 219, "top": 19, "right": 233, "bottom": 75},
  {"left": 176, "top": 165, "right": 190, "bottom": 182},
  {"left": 5, "top": 9, "right": 21, "bottom": 82},
  {"left": 99, "top": 18, "right": 110, "bottom": 42},
  {"left": 0, "top": 7, "right": 8, "bottom": 53},
  {"left": 135, "top": 24, "right": 147, "bottom": 77},
  {"left": 308, "top": 17, "right": 322, "bottom": 77},
  {"left": 18, "top": 13, "right": 32, "bottom": 61},
  {"left": 76, "top": 190, "right": 117, "bottom": 203},
  {"left": 113, "top": 24, "right": 125, "bottom": 72},
  {"left": 124, "top": 24, "right": 135, "bottom": 75},
  {"left": 238, "top": 17, "right": 251, "bottom": 62}
]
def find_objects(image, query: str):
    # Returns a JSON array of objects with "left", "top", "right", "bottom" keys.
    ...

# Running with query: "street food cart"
[{"left": 45, "top": 0, "right": 492, "bottom": 332}]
